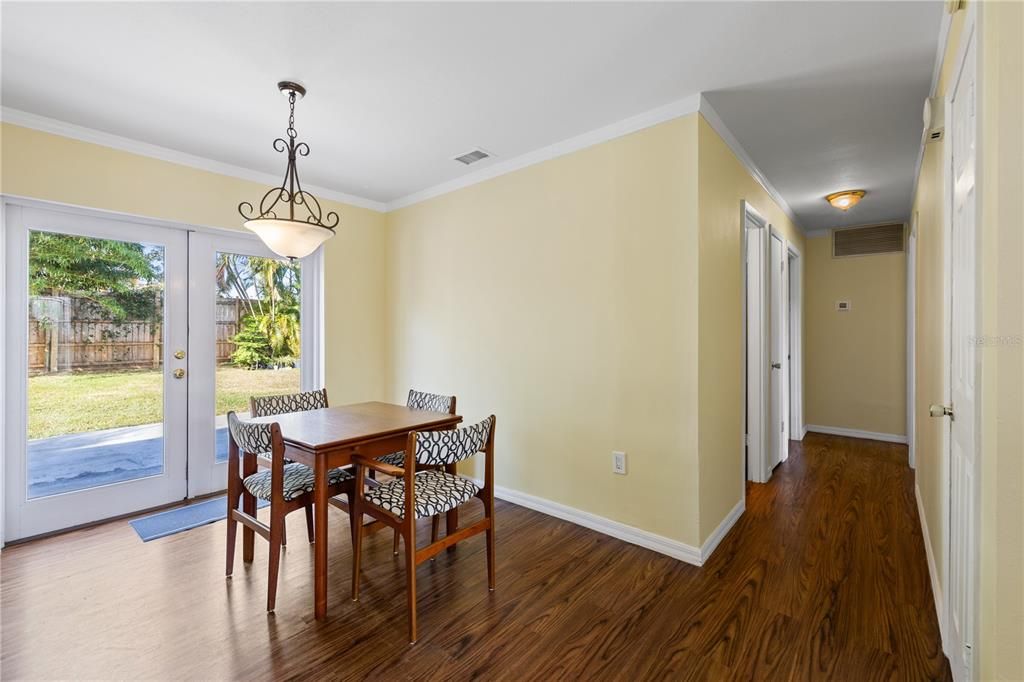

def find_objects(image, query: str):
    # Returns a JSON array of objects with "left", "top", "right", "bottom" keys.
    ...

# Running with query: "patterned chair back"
[
  {"left": 407, "top": 389, "right": 455, "bottom": 414},
  {"left": 227, "top": 411, "right": 275, "bottom": 456},
  {"left": 250, "top": 388, "right": 328, "bottom": 418},
  {"left": 414, "top": 416, "right": 493, "bottom": 466}
]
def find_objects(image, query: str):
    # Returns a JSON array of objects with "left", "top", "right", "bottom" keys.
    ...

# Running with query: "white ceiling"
[{"left": 1, "top": 2, "right": 942, "bottom": 227}]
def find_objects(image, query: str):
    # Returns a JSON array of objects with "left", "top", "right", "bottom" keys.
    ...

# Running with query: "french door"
[
  {"left": 3, "top": 203, "right": 320, "bottom": 541},
  {"left": 4, "top": 206, "right": 189, "bottom": 539},
  {"left": 185, "top": 231, "right": 307, "bottom": 497}
]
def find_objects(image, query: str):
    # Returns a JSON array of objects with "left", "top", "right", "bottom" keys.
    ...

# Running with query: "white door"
[
  {"left": 768, "top": 231, "right": 788, "bottom": 470},
  {"left": 186, "top": 231, "right": 313, "bottom": 497},
  {"left": 3, "top": 206, "right": 188, "bottom": 540},
  {"left": 946, "top": 23, "right": 978, "bottom": 680}
]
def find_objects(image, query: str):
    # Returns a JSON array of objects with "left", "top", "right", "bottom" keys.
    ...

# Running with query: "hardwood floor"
[{"left": 0, "top": 434, "right": 950, "bottom": 680}]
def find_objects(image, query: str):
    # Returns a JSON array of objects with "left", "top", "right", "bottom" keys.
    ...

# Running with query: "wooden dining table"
[{"left": 251, "top": 401, "right": 462, "bottom": 619}]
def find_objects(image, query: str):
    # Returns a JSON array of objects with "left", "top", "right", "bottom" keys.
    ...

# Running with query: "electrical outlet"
[{"left": 612, "top": 451, "right": 627, "bottom": 475}]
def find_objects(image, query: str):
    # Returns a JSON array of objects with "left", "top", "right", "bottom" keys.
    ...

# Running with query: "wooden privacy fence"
[{"left": 29, "top": 298, "right": 247, "bottom": 374}]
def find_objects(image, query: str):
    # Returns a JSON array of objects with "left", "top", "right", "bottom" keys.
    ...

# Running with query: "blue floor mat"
[{"left": 130, "top": 495, "right": 269, "bottom": 542}]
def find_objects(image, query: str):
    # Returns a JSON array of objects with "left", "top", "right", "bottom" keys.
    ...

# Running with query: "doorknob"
[
  {"left": 771, "top": 362, "right": 782, "bottom": 369},
  {"left": 173, "top": 368, "right": 185, "bottom": 379},
  {"left": 929, "top": 403, "right": 954, "bottom": 420},
  {"left": 174, "top": 350, "right": 186, "bottom": 360}
]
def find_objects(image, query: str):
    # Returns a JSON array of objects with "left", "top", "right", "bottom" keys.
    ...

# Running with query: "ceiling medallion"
[{"left": 238, "top": 81, "right": 338, "bottom": 260}]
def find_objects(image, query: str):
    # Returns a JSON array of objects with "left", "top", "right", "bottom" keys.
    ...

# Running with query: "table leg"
[{"left": 314, "top": 455, "right": 329, "bottom": 620}]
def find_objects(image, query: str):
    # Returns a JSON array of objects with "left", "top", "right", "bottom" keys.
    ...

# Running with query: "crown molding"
[
  {"left": 4, "top": 96, "right": 802, "bottom": 227},
  {"left": 697, "top": 95, "right": 804, "bottom": 233},
  {"left": 386, "top": 93, "right": 703, "bottom": 211},
  {"left": 0, "top": 107, "right": 388, "bottom": 213}
]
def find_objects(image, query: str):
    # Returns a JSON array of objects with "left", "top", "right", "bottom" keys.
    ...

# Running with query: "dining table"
[{"left": 251, "top": 400, "right": 463, "bottom": 619}]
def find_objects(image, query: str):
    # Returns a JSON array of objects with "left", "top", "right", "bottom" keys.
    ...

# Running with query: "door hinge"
[{"left": 781, "top": 421, "right": 785, "bottom": 433}]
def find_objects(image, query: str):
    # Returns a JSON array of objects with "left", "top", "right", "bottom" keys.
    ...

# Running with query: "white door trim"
[
  {"left": 743, "top": 200, "right": 769, "bottom": 484},
  {"left": 787, "top": 242, "right": 804, "bottom": 443},
  {"left": 908, "top": 218, "right": 918, "bottom": 469}
]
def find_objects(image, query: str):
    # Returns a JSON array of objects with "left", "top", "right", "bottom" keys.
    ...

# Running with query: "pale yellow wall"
[
  {"left": 386, "top": 115, "right": 703, "bottom": 544},
  {"left": 0, "top": 122, "right": 389, "bottom": 404},
  {"left": 977, "top": 1, "right": 1023, "bottom": 678},
  {"left": 696, "top": 116, "right": 804, "bottom": 542},
  {"left": 804, "top": 234, "right": 907, "bottom": 436},
  {"left": 913, "top": 3, "right": 1024, "bottom": 679}
]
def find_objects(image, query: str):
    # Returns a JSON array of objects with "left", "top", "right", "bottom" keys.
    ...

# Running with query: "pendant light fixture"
[{"left": 238, "top": 81, "right": 338, "bottom": 260}]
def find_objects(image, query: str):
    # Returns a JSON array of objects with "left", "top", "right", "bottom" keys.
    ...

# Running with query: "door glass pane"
[
  {"left": 214, "top": 253, "right": 301, "bottom": 462},
  {"left": 27, "top": 231, "right": 166, "bottom": 498}
]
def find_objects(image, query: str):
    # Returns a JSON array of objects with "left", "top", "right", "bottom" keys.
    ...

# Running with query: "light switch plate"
[{"left": 612, "top": 451, "right": 627, "bottom": 475}]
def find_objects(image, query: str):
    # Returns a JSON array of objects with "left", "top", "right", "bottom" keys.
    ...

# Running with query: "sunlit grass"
[{"left": 28, "top": 367, "right": 300, "bottom": 439}]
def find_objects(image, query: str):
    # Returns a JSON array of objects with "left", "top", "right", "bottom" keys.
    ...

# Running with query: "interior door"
[
  {"left": 768, "top": 231, "right": 787, "bottom": 470},
  {"left": 947, "top": 24, "right": 978, "bottom": 680},
  {"left": 3, "top": 206, "right": 188, "bottom": 540},
  {"left": 186, "top": 231, "right": 306, "bottom": 497}
]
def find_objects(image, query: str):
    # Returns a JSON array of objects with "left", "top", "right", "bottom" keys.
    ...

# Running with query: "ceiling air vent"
[
  {"left": 833, "top": 223, "right": 905, "bottom": 257},
  {"left": 454, "top": 148, "right": 491, "bottom": 165}
]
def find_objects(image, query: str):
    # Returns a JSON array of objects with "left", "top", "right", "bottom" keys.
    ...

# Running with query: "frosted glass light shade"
[
  {"left": 825, "top": 189, "right": 866, "bottom": 212},
  {"left": 244, "top": 219, "right": 334, "bottom": 259}
]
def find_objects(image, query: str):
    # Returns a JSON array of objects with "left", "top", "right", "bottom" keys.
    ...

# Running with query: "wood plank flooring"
[{"left": 0, "top": 433, "right": 950, "bottom": 680}]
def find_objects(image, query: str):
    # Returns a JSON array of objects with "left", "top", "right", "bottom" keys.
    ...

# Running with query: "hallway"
[{"left": 0, "top": 433, "right": 949, "bottom": 680}]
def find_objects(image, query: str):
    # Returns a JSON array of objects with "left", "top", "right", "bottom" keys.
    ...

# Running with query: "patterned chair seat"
[
  {"left": 243, "top": 462, "right": 353, "bottom": 502},
  {"left": 377, "top": 451, "right": 406, "bottom": 468},
  {"left": 365, "top": 470, "right": 480, "bottom": 519}
]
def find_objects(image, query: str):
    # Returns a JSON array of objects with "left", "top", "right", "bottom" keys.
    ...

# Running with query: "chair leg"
[
  {"left": 305, "top": 502, "right": 315, "bottom": 544},
  {"left": 347, "top": 492, "right": 358, "bottom": 549},
  {"left": 226, "top": 494, "right": 238, "bottom": 577},
  {"left": 351, "top": 498, "right": 364, "bottom": 602},
  {"left": 242, "top": 492, "right": 256, "bottom": 563},
  {"left": 484, "top": 500, "right": 496, "bottom": 591},
  {"left": 446, "top": 508, "right": 459, "bottom": 554},
  {"left": 282, "top": 522, "right": 287, "bottom": 547},
  {"left": 431, "top": 516, "right": 440, "bottom": 543},
  {"left": 393, "top": 529, "right": 401, "bottom": 556},
  {"left": 267, "top": 506, "right": 283, "bottom": 612},
  {"left": 404, "top": 525, "right": 418, "bottom": 644}
]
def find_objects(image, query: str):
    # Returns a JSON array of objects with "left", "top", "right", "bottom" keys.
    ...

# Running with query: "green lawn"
[{"left": 28, "top": 367, "right": 300, "bottom": 440}]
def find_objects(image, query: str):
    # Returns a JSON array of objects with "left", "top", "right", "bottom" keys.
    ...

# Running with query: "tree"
[
  {"left": 217, "top": 253, "right": 301, "bottom": 369},
  {"left": 29, "top": 232, "right": 163, "bottom": 321}
]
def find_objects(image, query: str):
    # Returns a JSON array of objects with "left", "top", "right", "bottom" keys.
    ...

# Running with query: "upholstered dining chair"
[
  {"left": 248, "top": 388, "right": 332, "bottom": 545},
  {"left": 377, "top": 390, "right": 457, "bottom": 553},
  {"left": 350, "top": 415, "right": 496, "bottom": 643},
  {"left": 225, "top": 411, "right": 355, "bottom": 612}
]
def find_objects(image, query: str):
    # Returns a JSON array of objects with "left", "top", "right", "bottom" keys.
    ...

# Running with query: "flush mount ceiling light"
[
  {"left": 825, "top": 189, "right": 866, "bottom": 212},
  {"left": 238, "top": 81, "right": 338, "bottom": 260}
]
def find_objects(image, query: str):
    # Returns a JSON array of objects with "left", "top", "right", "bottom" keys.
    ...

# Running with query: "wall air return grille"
[{"left": 832, "top": 223, "right": 905, "bottom": 257}]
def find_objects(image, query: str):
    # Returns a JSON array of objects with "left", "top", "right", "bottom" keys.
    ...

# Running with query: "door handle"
[
  {"left": 173, "top": 368, "right": 185, "bottom": 379},
  {"left": 771, "top": 362, "right": 782, "bottom": 369},
  {"left": 174, "top": 350, "right": 186, "bottom": 360},
  {"left": 929, "top": 403, "right": 954, "bottom": 420}
]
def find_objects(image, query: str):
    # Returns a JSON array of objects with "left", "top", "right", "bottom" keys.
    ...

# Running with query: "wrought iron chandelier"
[{"left": 239, "top": 81, "right": 338, "bottom": 260}]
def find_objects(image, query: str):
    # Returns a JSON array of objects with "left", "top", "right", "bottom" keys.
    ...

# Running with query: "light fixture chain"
[{"left": 287, "top": 91, "right": 297, "bottom": 139}]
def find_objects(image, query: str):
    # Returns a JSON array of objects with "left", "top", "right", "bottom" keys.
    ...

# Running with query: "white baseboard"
[
  {"left": 916, "top": 483, "right": 948, "bottom": 652},
  {"left": 486, "top": 483, "right": 702, "bottom": 566},
  {"left": 700, "top": 498, "right": 745, "bottom": 561},
  {"left": 804, "top": 424, "right": 908, "bottom": 444}
]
